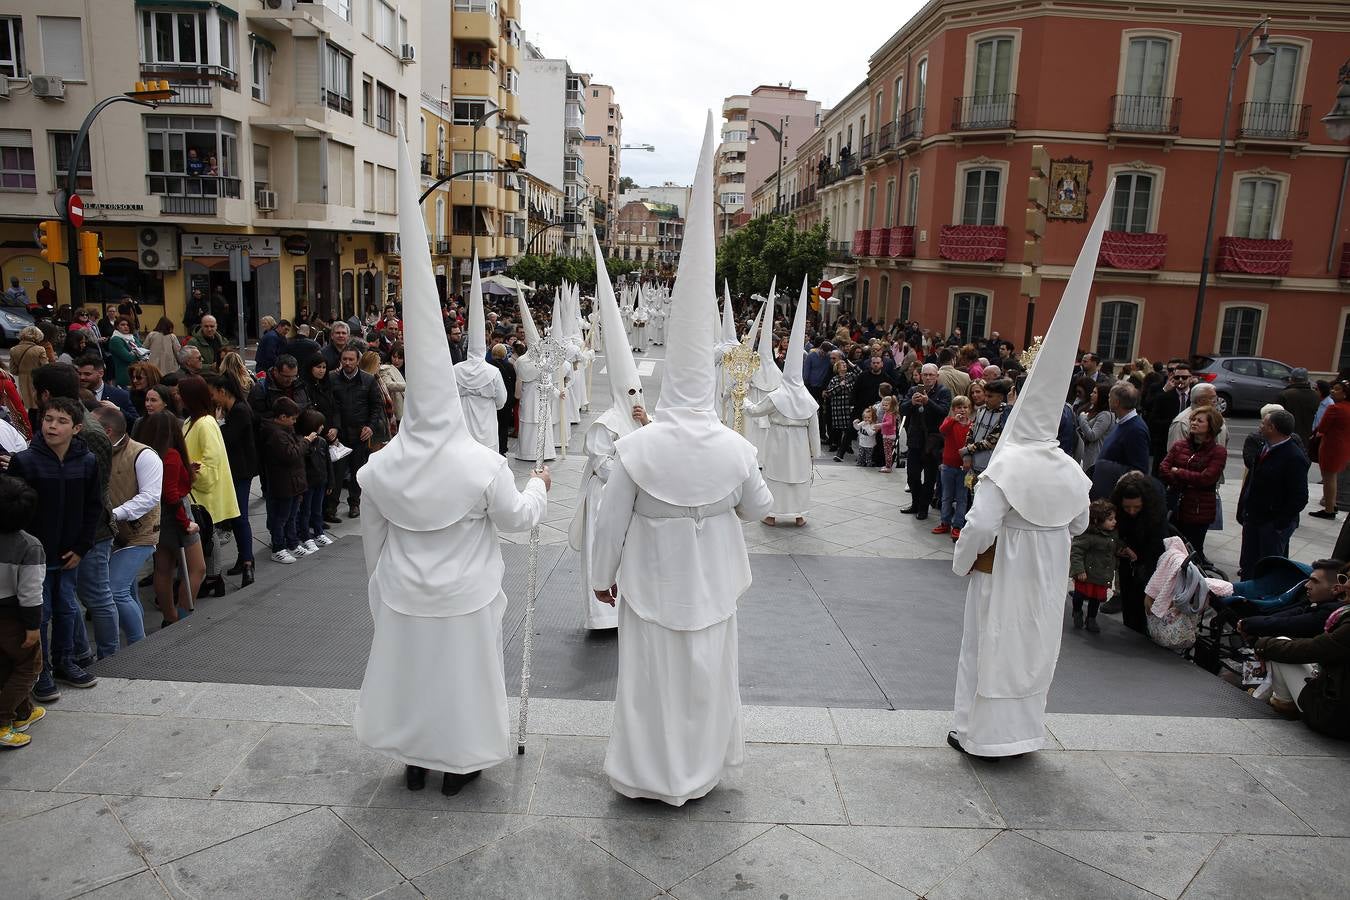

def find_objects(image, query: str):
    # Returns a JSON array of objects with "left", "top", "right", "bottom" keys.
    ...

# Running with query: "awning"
[
  {"left": 823, "top": 273, "right": 857, "bottom": 288},
  {"left": 135, "top": 1, "right": 238, "bottom": 21},
  {"left": 483, "top": 273, "right": 531, "bottom": 291},
  {"left": 250, "top": 32, "right": 277, "bottom": 53}
]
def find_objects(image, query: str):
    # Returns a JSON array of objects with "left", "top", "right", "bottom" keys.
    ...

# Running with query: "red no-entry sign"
[
  {"left": 67, "top": 194, "right": 85, "bottom": 228},
  {"left": 818, "top": 280, "right": 834, "bottom": 300}
]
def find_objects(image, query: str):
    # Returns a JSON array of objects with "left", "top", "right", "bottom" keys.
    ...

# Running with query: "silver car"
[
  {"left": 0, "top": 293, "right": 37, "bottom": 346},
  {"left": 1192, "top": 355, "right": 1296, "bottom": 415}
]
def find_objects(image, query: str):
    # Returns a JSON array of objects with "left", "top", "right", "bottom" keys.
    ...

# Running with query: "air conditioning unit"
[
  {"left": 400, "top": 44, "right": 415, "bottom": 63},
  {"left": 31, "top": 75, "right": 65, "bottom": 100},
  {"left": 138, "top": 226, "right": 179, "bottom": 272},
  {"left": 256, "top": 190, "right": 279, "bottom": 212},
  {"left": 263, "top": 0, "right": 295, "bottom": 10}
]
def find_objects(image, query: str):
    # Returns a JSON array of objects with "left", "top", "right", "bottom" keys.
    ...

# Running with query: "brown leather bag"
[{"left": 972, "top": 541, "right": 997, "bottom": 574}]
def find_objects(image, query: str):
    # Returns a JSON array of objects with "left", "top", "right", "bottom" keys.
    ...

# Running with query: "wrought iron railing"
[
  {"left": 1238, "top": 101, "right": 1311, "bottom": 141},
  {"left": 1109, "top": 94, "right": 1182, "bottom": 135},
  {"left": 951, "top": 93, "right": 1017, "bottom": 131}
]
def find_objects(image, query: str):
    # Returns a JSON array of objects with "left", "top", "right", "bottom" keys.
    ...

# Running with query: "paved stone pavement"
[{"left": 6, "top": 345, "right": 1350, "bottom": 898}]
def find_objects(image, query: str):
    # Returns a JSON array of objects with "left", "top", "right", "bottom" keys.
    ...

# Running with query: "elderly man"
[
  {"left": 1237, "top": 409, "right": 1310, "bottom": 579},
  {"left": 900, "top": 363, "right": 951, "bottom": 519},
  {"left": 321, "top": 322, "right": 354, "bottom": 371},
  {"left": 177, "top": 346, "right": 205, "bottom": 379},
  {"left": 1097, "top": 382, "right": 1150, "bottom": 475},
  {"left": 187, "top": 315, "right": 227, "bottom": 372},
  {"left": 1167, "top": 382, "right": 1230, "bottom": 448}
]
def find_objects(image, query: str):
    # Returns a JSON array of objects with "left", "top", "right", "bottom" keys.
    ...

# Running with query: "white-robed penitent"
[
  {"left": 949, "top": 180, "right": 1115, "bottom": 758},
  {"left": 714, "top": 283, "right": 739, "bottom": 427},
  {"left": 513, "top": 287, "right": 558, "bottom": 462},
  {"left": 568, "top": 232, "right": 643, "bottom": 630},
  {"left": 744, "top": 278, "right": 820, "bottom": 521},
  {"left": 354, "top": 128, "right": 547, "bottom": 776},
  {"left": 454, "top": 258, "right": 508, "bottom": 451},
  {"left": 591, "top": 114, "right": 772, "bottom": 805},
  {"left": 741, "top": 281, "right": 776, "bottom": 457}
]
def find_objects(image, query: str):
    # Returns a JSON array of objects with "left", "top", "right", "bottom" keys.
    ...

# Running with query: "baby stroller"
[
  {"left": 1144, "top": 535, "right": 1229, "bottom": 652},
  {"left": 1191, "top": 556, "right": 1312, "bottom": 676}
]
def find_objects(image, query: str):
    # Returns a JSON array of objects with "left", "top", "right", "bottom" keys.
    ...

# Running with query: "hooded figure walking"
[
  {"left": 589, "top": 114, "right": 773, "bottom": 805},
  {"left": 353, "top": 128, "right": 550, "bottom": 795}
]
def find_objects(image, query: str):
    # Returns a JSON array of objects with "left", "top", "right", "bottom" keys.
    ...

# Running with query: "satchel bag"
[{"left": 1307, "top": 433, "right": 1322, "bottom": 464}]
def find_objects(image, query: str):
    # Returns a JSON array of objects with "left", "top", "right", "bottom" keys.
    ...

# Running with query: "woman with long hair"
[
  {"left": 360, "top": 350, "right": 396, "bottom": 442},
  {"left": 1076, "top": 381, "right": 1116, "bottom": 471},
  {"left": 56, "top": 330, "right": 89, "bottom": 366},
  {"left": 127, "top": 362, "right": 164, "bottom": 418},
  {"left": 178, "top": 375, "right": 239, "bottom": 597},
  {"left": 378, "top": 342, "right": 406, "bottom": 424},
  {"left": 137, "top": 411, "right": 205, "bottom": 625},
  {"left": 217, "top": 350, "right": 256, "bottom": 397},
  {"left": 208, "top": 374, "right": 257, "bottom": 587},
  {"left": 1110, "top": 472, "right": 1170, "bottom": 634},
  {"left": 145, "top": 316, "right": 182, "bottom": 375}
]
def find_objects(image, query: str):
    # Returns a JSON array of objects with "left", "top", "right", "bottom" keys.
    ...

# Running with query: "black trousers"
[
  {"left": 328, "top": 442, "right": 370, "bottom": 510},
  {"left": 1117, "top": 564, "right": 1150, "bottom": 634},
  {"left": 906, "top": 448, "right": 939, "bottom": 511}
]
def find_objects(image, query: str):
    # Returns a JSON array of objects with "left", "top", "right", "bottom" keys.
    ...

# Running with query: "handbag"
[
  {"left": 1307, "top": 433, "right": 1321, "bottom": 464},
  {"left": 189, "top": 501, "right": 215, "bottom": 558}
]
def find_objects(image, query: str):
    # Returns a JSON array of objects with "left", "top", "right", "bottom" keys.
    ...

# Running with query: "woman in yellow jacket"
[{"left": 178, "top": 375, "right": 239, "bottom": 597}]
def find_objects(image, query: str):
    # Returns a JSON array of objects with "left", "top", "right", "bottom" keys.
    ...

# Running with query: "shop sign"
[
  {"left": 180, "top": 233, "right": 280, "bottom": 258},
  {"left": 284, "top": 235, "right": 310, "bottom": 255}
]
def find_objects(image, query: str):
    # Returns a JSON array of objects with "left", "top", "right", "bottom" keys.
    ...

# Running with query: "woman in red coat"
[
  {"left": 1159, "top": 406, "right": 1228, "bottom": 559},
  {"left": 1312, "top": 381, "right": 1350, "bottom": 519}
]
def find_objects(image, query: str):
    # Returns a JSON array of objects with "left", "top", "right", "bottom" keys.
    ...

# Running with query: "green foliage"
[
  {"left": 618, "top": 176, "right": 636, "bottom": 192},
  {"left": 715, "top": 214, "right": 829, "bottom": 299},
  {"left": 506, "top": 254, "right": 641, "bottom": 289}
]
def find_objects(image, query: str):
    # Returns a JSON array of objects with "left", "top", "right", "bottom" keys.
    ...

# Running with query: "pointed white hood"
[
  {"left": 751, "top": 277, "right": 781, "bottom": 391},
  {"left": 454, "top": 254, "right": 499, "bottom": 392},
  {"left": 767, "top": 277, "right": 819, "bottom": 419},
  {"left": 357, "top": 126, "right": 504, "bottom": 531},
  {"left": 591, "top": 231, "right": 643, "bottom": 439},
  {"left": 978, "top": 180, "right": 1117, "bottom": 527},
  {"left": 720, "top": 282, "right": 737, "bottom": 346},
  {"left": 615, "top": 111, "right": 757, "bottom": 507},
  {"left": 743, "top": 303, "right": 765, "bottom": 356},
  {"left": 516, "top": 285, "right": 541, "bottom": 346}
]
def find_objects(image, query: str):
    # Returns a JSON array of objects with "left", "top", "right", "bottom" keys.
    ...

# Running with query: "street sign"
[
  {"left": 818, "top": 280, "right": 834, "bottom": 301},
  {"left": 67, "top": 194, "right": 84, "bottom": 228}
]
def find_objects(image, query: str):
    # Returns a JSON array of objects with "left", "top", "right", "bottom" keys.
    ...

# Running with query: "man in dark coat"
[
  {"left": 1092, "top": 382, "right": 1151, "bottom": 499},
  {"left": 1278, "top": 367, "right": 1321, "bottom": 446},
  {"left": 1145, "top": 361, "right": 1191, "bottom": 471},
  {"left": 899, "top": 364, "right": 951, "bottom": 521},
  {"left": 1237, "top": 409, "right": 1310, "bottom": 579},
  {"left": 850, "top": 354, "right": 895, "bottom": 419},
  {"left": 490, "top": 344, "right": 516, "bottom": 455},
  {"left": 326, "top": 345, "right": 386, "bottom": 519}
]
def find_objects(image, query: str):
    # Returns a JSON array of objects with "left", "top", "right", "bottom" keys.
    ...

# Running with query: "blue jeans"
[
  {"left": 265, "top": 493, "right": 302, "bottom": 552},
  {"left": 106, "top": 544, "right": 153, "bottom": 648},
  {"left": 297, "top": 483, "right": 326, "bottom": 541},
  {"left": 939, "top": 465, "right": 969, "bottom": 529},
  {"left": 73, "top": 538, "right": 119, "bottom": 660},
  {"left": 229, "top": 476, "right": 255, "bottom": 563},
  {"left": 40, "top": 565, "right": 80, "bottom": 676}
]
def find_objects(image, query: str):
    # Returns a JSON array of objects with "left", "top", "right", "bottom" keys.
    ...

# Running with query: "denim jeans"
[
  {"left": 73, "top": 538, "right": 119, "bottom": 660},
  {"left": 939, "top": 465, "right": 969, "bottom": 529},
  {"left": 229, "top": 476, "right": 256, "bottom": 563},
  {"left": 297, "top": 483, "right": 326, "bottom": 541},
  {"left": 106, "top": 544, "right": 153, "bottom": 648},
  {"left": 265, "top": 493, "right": 302, "bottom": 552},
  {"left": 40, "top": 565, "right": 80, "bottom": 676}
]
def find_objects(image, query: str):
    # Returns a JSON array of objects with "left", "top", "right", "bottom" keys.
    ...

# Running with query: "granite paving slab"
[{"left": 0, "top": 796, "right": 145, "bottom": 900}]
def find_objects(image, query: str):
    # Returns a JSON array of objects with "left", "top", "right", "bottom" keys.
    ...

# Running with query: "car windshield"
[{"left": 0, "top": 293, "right": 29, "bottom": 310}]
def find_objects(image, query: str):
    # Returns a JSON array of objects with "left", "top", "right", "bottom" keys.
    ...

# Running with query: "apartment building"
[
  {"left": 580, "top": 80, "right": 621, "bottom": 250},
  {"left": 518, "top": 42, "right": 592, "bottom": 256},
  {"left": 826, "top": 0, "right": 1350, "bottom": 367},
  {"left": 522, "top": 170, "right": 564, "bottom": 256},
  {"left": 715, "top": 85, "right": 822, "bottom": 238},
  {"left": 0, "top": 0, "right": 421, "bottom": 330},
  {"left": 420, "top": 0, "right": 528, "bottom": 294},
  {"left": 613, "top": 200, "right": 682, "bottom": 277},
  {"left": 617, "top": 182, "right": 691, "bottom": 217}
]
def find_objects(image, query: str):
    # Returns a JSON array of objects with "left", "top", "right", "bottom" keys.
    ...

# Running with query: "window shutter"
[
  {"left": 38, "top": 17, "right": 84, "bottom": 80},
  {"left": 0, "top": 128, "right": 34, "bottom": 149},
  {"left": 295, "top": 37, "right": 320, "bottom": 105}
]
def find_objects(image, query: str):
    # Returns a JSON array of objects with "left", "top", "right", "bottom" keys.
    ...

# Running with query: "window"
[
  {"left": 328, "top": 0, "right": 352, "bottom": 22},
  {"left": 50, "top": 132, "right": 92, "bottom": 191},
  {"left": 1095, "top": 300, "right": 1138, "bottom": 361},
  {"left": 250, "top": 39, "right": 272, "bottom": 102},
  {"left": 452, "top": 99, "right": 490, "bottom": 125},
  {"left": 295, "top": 136, "right": 323, "bottom": 203},
  {"left": 884, "top": 179, "right": 896, "bottom": 227},
  {"left": 952, "top": 292, "right": 989, "bottom": 340},
  {"left": 969, "top": 37, "right": 1014, "bottom": 124},
  {"left": 363, "top": 160, "right": 376, "bottom": 211},
  {"left": 866, "top": 184, "right": 876, "bottom": 228},
  {"left": 399, "top": 15, "right": 408, "bottom": 51},
  {"left": 454, "top": 0, "right": 498, "bottom": 12},
  {"left": 906, "top": 171, "right": 919, "bottom": 226},
  {"left": 878, "top": 275, "right": 889, "bottom": 321},
  {"left": 1234, "top": 177, "right": 1279, "bottom": 239},
  {"left": 1110, "top": 173, "right": 1154, "bottom": 233},
  {"left": 375, "top": 2, "right": 396, "bottom": 50},
  {"left": 1260, "top": 360, "right": 1292, "bottom": 382},
  {"left": 860, "top": 279, "right": 871, "bottom": 320},
  {"left": 38, "top": 17, "right": 84, "bottom": 80},
  {"left": 140, "top": 9, "right": 235, "bottom": 78},
  {"left": 1248, "top": 43, "right": 1303, "bottom": 135},
  {"left": 961, "top": 168, "right": 1001, "bottom": 226},
  {"left": 328, "top": 141, "right": 355, "bottom": 207},
  {"left": 1120, "top": 37, "right": 1172, "bottom": 129},
  {"left": 253, "top": 142, "right": 270, "bottom": 199},
  {"left": 899, "top": 284, "right": 912, "bottom": 322},
  {"left": 724, "top": 130, "right": 748, "bottom": 143},
  {"left": 1, "top": 17, "right": 23, "bottom": 77},
  {"left": 0, "top": 129, "right": 36, "bottom": 191},
  {"left": 915, "top": 58, "right": 927, "bottom": 118},
  {"left": 1219, "top": 306, "right": 1262, "bottom": 356},
  {"left": 506, "top": 68, "right": 519, "bottom": 94},
  {"left": 324, "top": 42, "right": 353, "bottom": 115},
  {"left": 144, "top": 115, "right": 239, "bottom": 196},
  {"left": 375, "top": 81, "right": 395, "bottom": 133},
  {"left": 453, "top": 150, "right": 494, "bottom": 182},
  {"left": 361, "top": 76, "right": 374, "bottom": 126}
]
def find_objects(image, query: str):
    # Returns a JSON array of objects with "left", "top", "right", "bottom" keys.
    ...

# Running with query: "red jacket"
[
  {"left": 939, "top": 416, "right": 971, "bottom": 467},
  {"left": 1159, "top": 437, "right": 1227, "bottom": 525},
  {"left": 1316, "top": 401, "right": 1350, "bottom": 473}
]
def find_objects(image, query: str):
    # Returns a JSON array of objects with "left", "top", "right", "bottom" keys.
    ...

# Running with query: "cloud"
[{"left": 521, "top": 0, "right": 923, "bottom": 185}]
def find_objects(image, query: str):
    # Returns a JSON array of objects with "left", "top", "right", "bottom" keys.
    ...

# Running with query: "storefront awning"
[{"left": 823, "top": 273, "right": 857, "bottom": 288}]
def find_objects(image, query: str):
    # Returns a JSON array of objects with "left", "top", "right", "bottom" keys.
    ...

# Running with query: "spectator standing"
[
  {"left": 255, "top": 317, "right": 287, "bottom": 374},
  {"left": 1311, "top": 381, "right": 1350, "bottom": 520},
  {"left": 127, "top": 362, "right": 163, "bottom": 418},
  {"left": 217, "top": 351, "right": 256, "bottom": 399},
  {"left": 378, "top": 344, "right": 407, "bottom": 425},
  {"left": 489, "top": 345, "right": 515, "bottom": 455},
  {"left": 179, "top": 376, "right": 238, "bottom": 597},
  {"left": 136, "top": 412, "right": 202, "bottom": 625},
  {"left": 187, "top": 316, "right": 226, "bottom": 373},
  {"left": 360, "top": 350, "right": 398, "bottom": 444},
  {"left": 0, "top": 476, "right": 45, "bottom": 750},
  {"left": 76, "top": 355, "right": 138, "bottom": 429},
  {"left": 208, "top": 375, "right": 257, "bottom": 588},
  {"left": 91, "top": 407, "right": 155, "bottom": 650},
  {"left": 107, "top": 318, "right": 147, "bottom": 387},
  {"left": 936, "top": 395, "right": 973, "bottom": 538},
  {"left": 1237, "top": 409, "right": 1310, "bottom": 579},
  {"left": 11, "top": 327, "right": 49, "bottom": 410},
  {"left": 0, "top": 361, "right": 28, "bottom": 442},
  {"left": 824, "top": 359, "right": 857, "bottom": 460},
  {"left": 1076, "top": 381, "right": 1115, "bottom": 471},
  {"left": 183, "top": 289, "right": 210, "bottom": 332},
  {"left": 1092, "top": 382, "right": 1150, "bottom": 497},
  {"left": 1159, "top": 406, "right": 1227, "bottom": 560},
  {"left": 321, "top": 321, "right": 354, "bottom": 371},
  {"left": 176, "top": 346, "right": 205, "bottom": 380},
  {"left": 900, "top": 364, "right": 950, "bottom": 520},
  {"left": 295, "top": 408, "right": 334, "bottom": 552},
  {"left": 286, "top": 324, "right": 323, "bottom": 371},
  {"left": 853, "top": 407, "right": 879, "bottom": 468},
  {"left": 1279, "top": 367, "right": 1321, "bottom": 445},
  {"left": 936, "top": 348, "right": 972, "bottom": 400},
  {"left": 963, "top": 378, "right": 1011, "bottom": 477},
  {"left": 327, "top": 346, "right": 385, "bottom": 520},
  {"left": 1145, "top": 361, "right": 1191, "bottom": 471},
  {"left": 878, "top": 395, "right": 900, "bottom": 472},
  {"left": 144, "top": 318, "right": 182, "bottom": 376},
  {"left": 260, "top": 398, "right": 311, "bottom": 564},
  {"left": 248, "top": 354, "right": 311, "bottom": 424}
]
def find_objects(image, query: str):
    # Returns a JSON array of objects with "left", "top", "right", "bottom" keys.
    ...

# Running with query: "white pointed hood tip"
[
  {"left": 978, "top": 179, "right": 1118, "bottom": 528},
  {"left": 767, "top": 276, "right": 819, "bottom": 419},
  {"left": 591, "top": 231, "right": 643, "bottom": 439},
  {"left": 615, "top": 110, "right": 757, "bottom": 507},
  {"left": 752, "top": 278, "right": 782, "bottom": 391},
  {"left": 721, "top": 282, "right": 737, "bottom": 345},
  {"left": 357, "top": 126, "right": 504, "bottom": 532},
  {"left": 454, "top": 253, "right": 500, "bottom": 393},
  {"left": 516, "top": 285, "right": 541, "bottom": 347}
]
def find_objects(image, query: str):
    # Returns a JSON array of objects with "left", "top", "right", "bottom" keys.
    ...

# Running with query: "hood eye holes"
[{"left": 627, "top": 388, "right": 638, "bottom": 395}]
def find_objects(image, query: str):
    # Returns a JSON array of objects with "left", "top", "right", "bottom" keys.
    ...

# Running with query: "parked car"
[
  {"left": 0, "top": 292, "right": 37, "bottom": 346},
  {"left": 1191, "top": 355, "right": 1295, "bottom": 414}
]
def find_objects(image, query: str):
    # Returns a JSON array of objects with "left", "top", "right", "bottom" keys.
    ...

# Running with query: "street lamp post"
[
  {"left": 1321, "top": 60, "right": 1350, "bottom": 275},
  {"left": 1188, "top": 17, "right": 1275, "bottom": 358},
  {"left": 749, "top": 116, "right": 787, "bottom": 215}
]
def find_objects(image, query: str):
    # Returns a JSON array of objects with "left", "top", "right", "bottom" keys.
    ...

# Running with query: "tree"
[
  {"left": 715, "top": 213, "right": 829, "bottom": 299},
  {"left": 618, "top": 176, "right": 636, "bottom": 193},
  {"left": 506, "top": 254, "right": 640, "bottom": 290}
]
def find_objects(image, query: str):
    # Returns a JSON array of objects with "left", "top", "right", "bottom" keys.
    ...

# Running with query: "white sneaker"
[
  {"left": 290, "top": 544, "right": 311, "bottom": 558},
  {"left": 315, "top": 534, "right": 335, "bottom": 546},
  {"left": 271, "top": 549, "right": 297, "bottom": 564},
  {"left": 303, "top": 539, "right": 319, "bottom": 554}
]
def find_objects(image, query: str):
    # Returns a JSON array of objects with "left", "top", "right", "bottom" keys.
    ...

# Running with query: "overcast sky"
[{"left": 523, "top": 0, "right": 925, "bottom": 186}]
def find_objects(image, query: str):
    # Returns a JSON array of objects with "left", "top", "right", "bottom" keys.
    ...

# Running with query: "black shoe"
[
  {"left": 441, "top": 770, "right": 481, "bottom": 796},
  {"left": 405, "top": 765, "right": 427, "bottom": 791},
  {"left": 1073, "top": 610, "right": 1084, "bottom": 629},
  {"left": 73, "top": 653, "right": 96, "bottom": 670},
  {"left": 1310, "top": 509, "right": 1337, "bottom": 520},
  {"left": 226, "top": 559, "right": 247, "bottom": 576},
  {"left": 202, "top": 576, "right": 227, "bottom": 598},
  {"left": 947, "top": 730, "right": 999, "bottom": 762},
  {"left": 1085, "top": 617, "right": 1101, "bottom": 634},
  {"left": 323, "top": 512, "right": 342, "bottom": 525},
  {"left": 347, "top": 503, "right": 361, "bottom": 519},
  {"left": 900, "top": 506, "right": 917, "bottom": 515},
  {"left": 239, "top": 562, "right": 255, "bottom": 589},
  {"left": 914, "top": 512, "right": 929, "bottom": 521},
  {"left": 1099, "top": 598, "right": 1122, "bottom": 615}
]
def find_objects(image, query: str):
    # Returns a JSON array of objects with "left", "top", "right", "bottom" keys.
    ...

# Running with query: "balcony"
[
  {"left": 421, "top": 153, "right": 431, "bottom": 176},
  {"left": 148, "top": 174, "right": 241, "bottom": 200},
  {"left": 452, "top": 180, "right": 497, "bottom": 207},
  {"left": 876, "top": 121, "right": 895, "bottom": 156},
  {"left": 1215, "top": 236, "right": 1293, "bottom": 278},
  {"left": 829, "top": 240, "right": 853, "bottom": 262},
  {"left": 938, "top": 225, "right": 1007, "bottom": 264},
  {"left": 896, "top": 107, "right": 923, "bottom": 148},
  {"left": 861, "top": 133, "right": 875, "bottom": 159},
  {"left": 454, "top": 11, "right": 499, "bottom": 46},
  {"left": 854, "top": 229, "right": 871, "bottom": 256},
  {"left": 1097, "top": 230, "right": 1168, "bottom": 271},
  {"left": 722, "top": 95, "right": 751, "bottom": 117},
  {"left": 438, "top": 157, "right": 451, "bottom": 179},
  {"left": 951, "top": 94, "right": 1016, "bottom": 134},
  {"left": 139, "top": 62, "right": 237, "bottom": 92},
  {"left": 158, "top": 82, "right": 218, "bottom": 106},
  {"left": 1108, "top": 95, "right": 1181, "bottom": 141},
  {"left": 452, "top": 66, "right": 498, "bottom": 99},
  {"left": 1237, "top": 102, "right": 1311, "bottom": 145},
  {"left": 886, "top": 226, "right": 916, "bottom": 258},
  {"left": 565, "top": 111, "right": 585, "bottom": 138}
]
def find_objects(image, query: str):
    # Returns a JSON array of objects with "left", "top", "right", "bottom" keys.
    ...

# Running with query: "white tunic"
[
  {"left": 950, "top": 480, "right": 1089, "bottom": 756},
  {"left": 514, "top": 357, "right": 557, "bottom": 463},
  {"left": 744, "top": 396, "right": 820, "bottom": 519},
  {"left": 632, "top": 321, "right": 649, "bottom": 354},
  {"left": 590, "top": 457, "right": 773, "bottom": 805},
  {"left": 454, "top": 363, "right": 507, "bottom": 452},
  {"left": 354, "top": 470, "right": 547, "bottom": 772},
  {"left": 570, "top": 422, "right": 621, "bottom": 630}
]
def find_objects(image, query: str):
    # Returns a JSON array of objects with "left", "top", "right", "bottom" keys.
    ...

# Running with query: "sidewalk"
[{"left": 3, "top": 678, "right": 1347, "bottom": 899}]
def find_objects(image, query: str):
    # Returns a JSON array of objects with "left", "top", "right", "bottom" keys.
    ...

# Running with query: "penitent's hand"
[
  {"left": 632, "top": 405, "right": 650, "bottom": 425},
  {"left": 532, "top": 465, "right": 552, "bottom": 491},
  {"left": 594, "top": 584, "right": 617, "bottom": 606}
]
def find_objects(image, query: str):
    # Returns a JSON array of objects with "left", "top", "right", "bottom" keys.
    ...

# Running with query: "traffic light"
[
  {"left": 809, "top": 286, "right": 820, "bottom": 310},
  {"left": 128, "top": 80, "right": 175, "bottom": 102},
  {"left": 78, "top": 231, "right": 102, "bottom": 276},
  {"left": 38, "top": 220, "right": 67, "bottom": 264}
]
